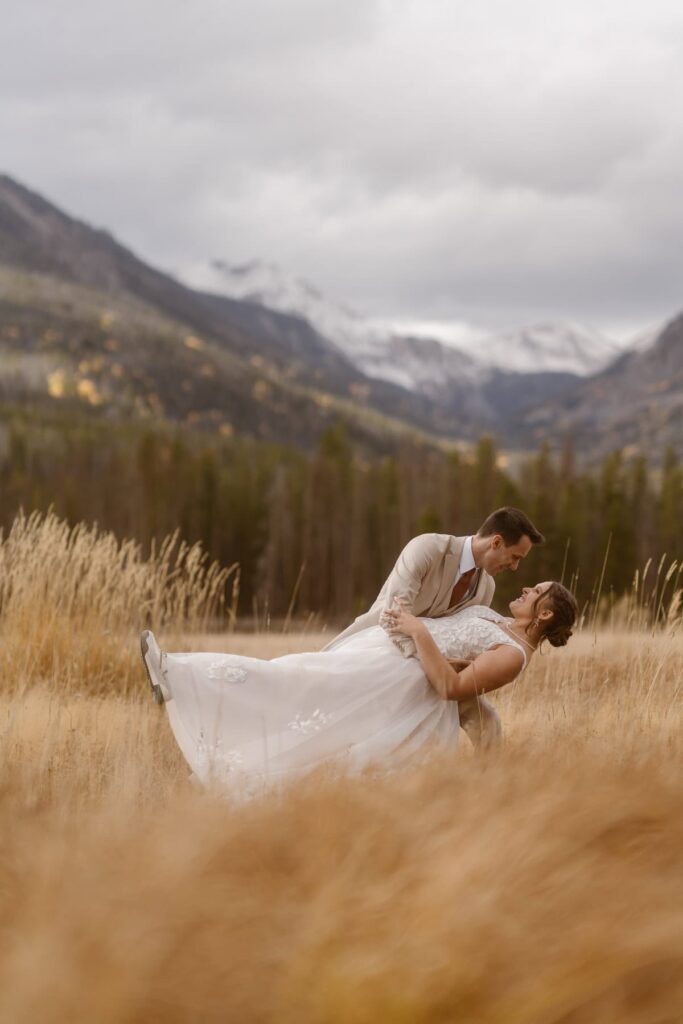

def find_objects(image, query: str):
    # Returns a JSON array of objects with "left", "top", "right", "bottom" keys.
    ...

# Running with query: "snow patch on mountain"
[
  {"left": 185, "top": 258, "right": 387, "bottom": 362},
  {"left": 471, "top": 323, "right": 620, "bottom": 376},
  {"left": 626, "top": 322, "right": 666, "bottom": 352}
]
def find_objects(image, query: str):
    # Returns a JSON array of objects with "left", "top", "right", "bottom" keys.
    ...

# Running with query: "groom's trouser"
[{"left": 458, "top": 696, "right": 502, "bottom": 750}]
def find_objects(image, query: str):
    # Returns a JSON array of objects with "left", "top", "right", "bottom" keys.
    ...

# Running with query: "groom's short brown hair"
[{"left": 477, "top": 507, "right": 544, "bottom": 546}]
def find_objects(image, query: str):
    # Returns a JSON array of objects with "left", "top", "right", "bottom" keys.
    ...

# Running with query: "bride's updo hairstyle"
[{"left": 530, "top": 582, "right": 578, "bottom": 648}]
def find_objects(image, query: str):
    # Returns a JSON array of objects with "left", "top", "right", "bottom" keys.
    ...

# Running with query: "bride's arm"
[{"left": 387, "top": 608, "right": 522, "bottom": 701}]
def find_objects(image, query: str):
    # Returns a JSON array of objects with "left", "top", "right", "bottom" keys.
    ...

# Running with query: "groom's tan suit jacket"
[
  {"left": 324, "top": 533, "right": 495, "bottom": 657},
  {"left": 323, "top": 533, "right": 501, "bottom": 747}
]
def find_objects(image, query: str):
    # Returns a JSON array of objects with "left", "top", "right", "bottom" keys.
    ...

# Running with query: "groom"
[{"left": 324, "top": 507, "right": 544, "bottom": 747}]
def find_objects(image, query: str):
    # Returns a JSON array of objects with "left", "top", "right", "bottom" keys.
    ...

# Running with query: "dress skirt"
[{"left": 162, "top": 625, "right": 460, "bottom": 797}]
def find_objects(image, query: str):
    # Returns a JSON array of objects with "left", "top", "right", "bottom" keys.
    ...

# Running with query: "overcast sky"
[{"left": 2, "top": 0, "right": 683, "bottom": 340}]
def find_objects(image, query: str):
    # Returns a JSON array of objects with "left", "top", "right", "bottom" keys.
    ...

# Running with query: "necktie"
[{"left": 450, "top": 568, "right": 476, "bottom": 608}]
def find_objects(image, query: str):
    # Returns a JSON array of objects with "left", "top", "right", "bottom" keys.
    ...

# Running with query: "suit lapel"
[{"left": 436, "top": 535, "right": 465, "bottom": 610}]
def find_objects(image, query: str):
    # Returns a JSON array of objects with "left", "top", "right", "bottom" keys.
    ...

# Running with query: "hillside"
[{"left": 0, "top": 175, "right": 466, "bottom": 453}]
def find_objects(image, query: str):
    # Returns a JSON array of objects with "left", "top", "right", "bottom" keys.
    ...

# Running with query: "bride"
[{"left": 141, "top": 581, "right": 577, "bottom": 796}]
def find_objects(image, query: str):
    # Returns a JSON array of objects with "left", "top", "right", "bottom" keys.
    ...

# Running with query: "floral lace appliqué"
[
  {"left": 196, "top": 730, "right": 244, "bottom": 776},
  {"left": 207, "top": 659, "right": 248, "bottom": 683},
  {"left": 288, "top": 709, "right": 332, "bottom": 734},
  {"left": 424, "top": 606, "right": 527, "bottom": 668}
]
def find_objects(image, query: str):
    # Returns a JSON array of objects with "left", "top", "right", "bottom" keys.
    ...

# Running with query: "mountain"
[
  {"left": 183, "top": 259, "right": 484, "bottom": 397},
  {"left": 516, "top": 312, "right": 683, "bottom": 459},
  {"left": 2, "top": 173, "right": 679, "bottom": 463},
  {"left": 183, "top": 259, "right": 618, "bottom": 387},
  {"left": 471, "top": 322, "right": 619, "bottom": 377},
  {"left": 186, "top": 257, "right": 683, "bottom": 461},
  {"left": 0, "top": 174, "right": 478, "bottom": 452}
]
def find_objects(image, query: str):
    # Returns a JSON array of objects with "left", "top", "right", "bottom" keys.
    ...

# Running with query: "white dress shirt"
[{"left": 456, "top": 535, "right": 477, "bottom": 583}]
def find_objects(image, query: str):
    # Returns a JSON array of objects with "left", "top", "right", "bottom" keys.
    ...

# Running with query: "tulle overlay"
[{"left": 162, "top": 607, "right": 525, "bottom": 797}]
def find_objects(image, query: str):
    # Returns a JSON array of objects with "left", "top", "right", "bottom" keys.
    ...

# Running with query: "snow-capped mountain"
[
  {"left": 183, "top": 259, "right": 481, "bottom": 396},
  {"left": 185, "top": 259, "right": 376, "bottom": 359},
  {"left": 182, "top": 259, "right": 621, "bottom": 395},
  {"left": 471, "top": 323, "right": 620, "bottom": 377}
]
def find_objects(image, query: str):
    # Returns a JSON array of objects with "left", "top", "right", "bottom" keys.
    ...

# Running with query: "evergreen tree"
[{"left": 658, "top": 447, "right": 683, "bottom": 561}]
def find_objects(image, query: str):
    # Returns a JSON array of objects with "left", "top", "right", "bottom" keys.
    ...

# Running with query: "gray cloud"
[{"left": 2, "top": 0, "right": 683, "bottom": 337}]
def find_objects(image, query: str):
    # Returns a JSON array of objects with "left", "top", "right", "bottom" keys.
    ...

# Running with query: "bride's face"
[{"left": 509, "top": 581, "right": 552, "bottom": 617}]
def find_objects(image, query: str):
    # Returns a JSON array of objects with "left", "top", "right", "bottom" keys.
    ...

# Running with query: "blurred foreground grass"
[
  {"left": 1, "top": 629, "right": 682, "bottom": 1023},
  {"left": 0, "top": 512, "right": 681, "bottom": 1022}
]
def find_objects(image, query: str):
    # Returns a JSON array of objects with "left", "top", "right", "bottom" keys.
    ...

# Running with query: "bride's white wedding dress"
[{"left": 157, "top": 606, "right": 527, "bottom": 797}]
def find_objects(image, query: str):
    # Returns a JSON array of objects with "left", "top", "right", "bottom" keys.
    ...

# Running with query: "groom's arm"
[{"left": 378, "top": 535, "right": 437, "bottom": 656}]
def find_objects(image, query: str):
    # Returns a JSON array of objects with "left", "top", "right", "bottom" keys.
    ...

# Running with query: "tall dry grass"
[
  {"left": 0, "top": 512, "right": 681, "bottom": 1022},
  {"left": 0, "top": 509, "right": 236, "bottom": 696}
]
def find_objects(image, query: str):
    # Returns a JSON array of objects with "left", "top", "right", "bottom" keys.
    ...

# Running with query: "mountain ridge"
[
  {"left": 184, "top": 256, "right": 683, "bottom": 461},
  {"left": 0, "top": 174, "right": 481, "bottom": 450},
  {"left": 183, "top": 257, "right": 623, "bottom": 385},
  {"left": 1, "top": 173, "right": 681, "bottom": 462}
]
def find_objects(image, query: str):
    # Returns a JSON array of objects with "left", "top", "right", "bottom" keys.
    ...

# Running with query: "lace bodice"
[{"left": 421, "top": 606, "right": 528, "bottom": 669}]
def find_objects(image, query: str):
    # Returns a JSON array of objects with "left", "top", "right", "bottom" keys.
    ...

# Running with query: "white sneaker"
[{"left": 140, "top": 630, "right": 171, "bottom": 704}]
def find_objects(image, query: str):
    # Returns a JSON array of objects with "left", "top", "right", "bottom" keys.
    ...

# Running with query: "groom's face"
[{"left": 482, "top": 534, "right": 533, "bottom": 575}]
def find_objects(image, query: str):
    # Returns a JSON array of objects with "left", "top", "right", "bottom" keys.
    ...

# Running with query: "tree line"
[{"left": 1, "top": 407, "right": 681, "bottom": 624}]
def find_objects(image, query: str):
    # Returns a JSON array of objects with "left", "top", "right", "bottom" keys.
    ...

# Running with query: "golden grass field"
[{"left": 0, "top": 513, "right": 682, "bottom": 1023}]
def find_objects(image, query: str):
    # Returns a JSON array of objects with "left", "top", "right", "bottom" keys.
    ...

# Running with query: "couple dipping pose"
[{"left": 141, "top": 507, "right": 577, "bottom": 796}]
